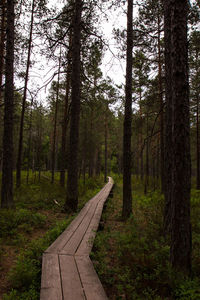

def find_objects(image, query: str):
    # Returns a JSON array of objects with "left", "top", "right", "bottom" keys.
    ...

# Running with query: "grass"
[
  {"left": 91, "top": 176, "right": 200, "bottom": 300},
  {"left": 0, "top": 171, "right": 104, "bottom": 300}
]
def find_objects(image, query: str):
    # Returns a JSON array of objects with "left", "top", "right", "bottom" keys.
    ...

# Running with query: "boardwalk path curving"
[{"left": 40, "top": 177, "right": 114, "bottom": 300}]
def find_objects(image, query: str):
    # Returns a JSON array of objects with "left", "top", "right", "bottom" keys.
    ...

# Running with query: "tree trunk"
[
  {"left": 157, "top": 12, "right": 164, "bottom": 194},
  {"left": 26, "top": 97, "right": 34, "bottom": 184},
  {"left": 104, "top": 106, "right": 108, "bottom": 183},
  {"left": 0, "top": 0, "right": 6, "bottom": 103},
  {"left": 51, "top": 50, "right": 61, "bottom": 184},
  {"left": 196, "top": 95, "right": 200, "bottom": 189},
  {"left": 16, "top": 0, "right": 35, "bottom": 188},
  {"left": 65, "top": 0, "right": 82, "bottom": 212},
  {"left": 169, "top": 0, "right": 191, "bottom": 275},
  {"left": 144, "top": 113, "right": 149, "bottom": 195},
  {"left": 1, "top": 0, "right": 14, "bottom": 208},
  {"left": 60, "top": 32, "right": 72, "bottom": 187},
  {"left": 60, "top": 70, "right": 70, "bottom": 186},
  {"left": 122, "top": 0, "right": 133, "bottom": 220},
  {"left": 89, "top": 106, "right": 94, "bottom": 178},
  {"left": 163, "top": 0, "right": 173, "bottom": 234},
  {"left": 60, "top": 84, "right": 70, "bottom": 185}
]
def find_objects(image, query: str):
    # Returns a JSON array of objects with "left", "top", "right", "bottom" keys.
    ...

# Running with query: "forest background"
[{"left": 0, "top": 0, "right": 200, "bottom": 299}]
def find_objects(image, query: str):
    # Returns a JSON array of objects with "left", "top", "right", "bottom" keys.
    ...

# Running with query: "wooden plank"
[
  {"left": 45, "top": 187, "right": 105, "bottom": 254},
  {"left": 60, "top": 201, "right": 98, "bottom": 255},
  {"left": 75, "top": 255, "right": 108, "bottom": 300},
  {"left": 45, "top": 186, "right": 109, "bottom": 253},
  {"left": 45, "top": 201, "right": 92, "bottom": 254},
  {"left": 40, "top": 178, "right": 114, "bottom": 300},
  {"left": 76, "top": 201, "right": 104, "bottom": 256},
  {"left": 75, "top": 181, "right": 114, "bottom": 256},
  {"left": 59, "top": 254, "right": 85, "bottom": 300},
  {"left": 40, "top": 253, "right": 62, "bottom": 300}
]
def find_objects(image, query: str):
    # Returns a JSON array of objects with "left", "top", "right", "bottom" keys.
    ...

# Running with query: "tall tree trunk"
[
  {"left": 60, "top": 32, "right": 72, "bottom": 187},
  {"left": 195, "top": 42, "right": 200, "bottom": 189},
  {"left": 144, "top": 113, "right": 149, "bottom": 195},
  {"left": 51, "top": 50, "right": 61, "bottom": 184},
  {"left": 0, "top": 0, "right": 6, "bottom": 103},
  {"left": 104, "top": 105, "right": 108, "bottom": 183},
  {"left": 65, "top": 0, "right": 82, "bottom": 212},
  {"left": 26, "top": 98, "right": 34, "bottom": 184},
  {"left": 1, "top": 0, "right": 14, "bottom": 208},
  {"left": 196, "top": 95, "right": 200, "bottom": 189},
  {"left": 163, "top": 0, "right": 173, "bottom": 234},
  {"left": 140, "top": 145, "right": 144, "bottom": 181},
  {"left": 157, "top": 12, "right": 164, "bottom": 194},
  {"left": 169, "top": 0, "right": 191, "bottom": 275},
  {"left": 122, "top": 0, "right": 133, "bottom": 220},
  {"left": 83, "top": 117, "right": 87, "bottom": 186},
  {"left": 16, "top": 0, "right": 35, "bottom": 188},
  {"left": 89, "top": 106, "right": 94, "bottom": 178},
  {"left": 60, "top": 70, "right": 70, "bottom": 186}
]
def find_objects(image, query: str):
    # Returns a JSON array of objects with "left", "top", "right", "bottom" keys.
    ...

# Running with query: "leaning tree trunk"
[
  {"left": 16, "top": 0, "right": 35, "bottom": 188},
  {"left": 1, "top": 0, "right": 15, "bottom": 208},
  {"left": 65, "top": 0, "right": 82, "bottom": 212},
  {"left": 169, "top": 0, "right": 191, "bottom": 275},
  {"left": 122, "top": 0, "right": 133, "bottom": 220}
]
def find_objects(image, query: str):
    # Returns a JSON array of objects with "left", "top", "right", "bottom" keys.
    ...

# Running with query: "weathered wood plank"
[
  {"left": 76, "top": 201, "right": 104, "bottom": 256},
  {"left": 40, "top": 177, "right": 114, "bottom": 300},
  {"left": 59, "top": 254, "right": 85, "bottom": 300},
  {"left": 60, "top": 201, "right": 98, "bottom": 255},
  {"left": 45, "top": 201, "right": 92, "bottom": 254},
  {"left": 45, "top": 187, "right": 106, "bottom": 254},
  {"left": 75, "top": 255, "right": 108, "bottom": 300},
  {"left": 40, "top": 253, "right": 62, "bottom": 300}
]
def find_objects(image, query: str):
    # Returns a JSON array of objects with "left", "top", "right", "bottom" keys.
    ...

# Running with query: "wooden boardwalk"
[{"left": 40, "top": 177, "right": 114, "bottom": 300}]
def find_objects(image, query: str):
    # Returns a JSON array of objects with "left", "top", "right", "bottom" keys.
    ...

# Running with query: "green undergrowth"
[
  {"left": 91, "top": 177, "right": 200, "bottom": 299},
  {"left": 0, "top": 171, "right": 104, "bottom": 300},
  {"left": 3, "top": 218, "right": 73, "bottom": 300}
]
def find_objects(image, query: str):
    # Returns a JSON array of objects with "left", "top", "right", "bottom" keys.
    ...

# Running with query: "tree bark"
[
  {"left": 60, "top": 31, "right": 72, "bottom": 187},
  {"left": 0, "top": 0, "right": 6, "bottom": 103},
  {"left": 157, "top": 12, "right": 164, "bottom": 194},
  {"left": 26, "top": 98, "right": 34, "bottom": 184},
  {"left": 16, "top": 0, "right": 35, "bottom": 188},
  {"left": 122, "top": 0, "right": 133, "bottom": 220},
  {"left": 169, "top": 0, "right": 191, "bottom": 275},
  {"left": 163, "top": 0, "right": 173, "bottom": 234},
  {"left": 51, "top": 49, "right": 61, "bottom": 184},
  {"left": 196, "top": 95, "right": 200, "bottom": 189},
  {"left": 1, "top": 0, "right": 14, "bottom": 208},
  {"left": 104, "top": 105, "right": 108, "bottom": 183},
  {"left": 144, "top": 113, "right": 149, "bottom": 195},
  {"left": 65, "top": 0, "right": 82, "bottom": 212}
]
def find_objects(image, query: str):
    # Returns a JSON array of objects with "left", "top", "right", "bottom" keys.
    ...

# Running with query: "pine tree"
[
  {"left": 65, "top": 0, "right": 83, "bottom": 212},
  {"left": 1, "top": 0, "right": 15, "bottom": 208},
  {"left": 122, "top": 0, "right": 133, "bottom": 220},
  {"left": 164, "top": 0, "right": 192, "bottom": 274}
]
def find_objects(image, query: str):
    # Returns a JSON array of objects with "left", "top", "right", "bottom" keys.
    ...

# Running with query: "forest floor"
[
  {"left": 1, "top": 173, "right": 200, "bottom": 299},
  {"left": 91, "top": 175, "right": 200, "bottom": 299},
  {"left": 0, "top": 171, "right": 104, "bottom": 300}
]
